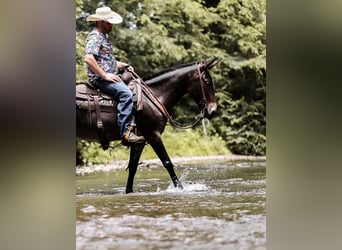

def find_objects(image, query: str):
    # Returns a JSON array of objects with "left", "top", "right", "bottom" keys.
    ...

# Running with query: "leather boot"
[{"left": 122, "top": 126, "right": 145, "bottom": 145}]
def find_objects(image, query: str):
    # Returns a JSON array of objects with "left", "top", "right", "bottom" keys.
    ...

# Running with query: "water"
[{"left": 76, "top": 160, "right": 266, "bottom": 250}]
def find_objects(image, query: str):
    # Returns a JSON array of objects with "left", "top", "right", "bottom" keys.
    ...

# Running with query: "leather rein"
[{"left": 128, "top": 64, "right": 207, "bottom": 129}]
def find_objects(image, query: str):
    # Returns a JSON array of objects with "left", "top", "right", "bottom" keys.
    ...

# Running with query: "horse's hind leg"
[
  {"left": 149, "top": 136, "right": 183, "bottom": 189},
  {"left": 126, "top": 143, "right": 145, "bottom": 194}
]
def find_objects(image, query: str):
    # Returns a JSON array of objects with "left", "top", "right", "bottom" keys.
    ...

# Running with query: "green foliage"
[
  {"left": 210, "top": 0, "right": 266, "bottom": 59},
  {"left": 76, "top": 31, "right": 88, "bottom": 82},
  {"left": 157, "top": 126, "right": 230, "bottom": 157},
  {"left": 219, "top": 96, "right": 266, "bottom": 155},
  {"left": 76, "top": 0, "right": 266, "bottom": 157},
  {"left": 77, "top": 126, "right": 230, "bottom": 165}
]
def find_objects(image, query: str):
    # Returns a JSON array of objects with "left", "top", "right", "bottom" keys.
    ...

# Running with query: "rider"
[{"left": 84, "top": 6, "right": 145, "bottom": 145}]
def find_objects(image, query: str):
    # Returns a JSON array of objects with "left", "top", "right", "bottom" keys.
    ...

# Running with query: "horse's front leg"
[
  {"left": 148, "top": 135, "right": 183, "bottom": 189},
  {"left": 126, "top": 142, "right": 145, "bottom": 194}
]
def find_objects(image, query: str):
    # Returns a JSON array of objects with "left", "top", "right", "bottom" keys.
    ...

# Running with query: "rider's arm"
[
  {"left": 84, "top": 54, "right": 120, "bottom": 82},
  {"left": 84, "top": 53, "right": 106, "bottom": 79}
]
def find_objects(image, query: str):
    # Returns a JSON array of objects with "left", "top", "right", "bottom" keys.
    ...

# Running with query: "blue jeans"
[{"left": 95, "top": 78, "right": 133, "bottom": 137}]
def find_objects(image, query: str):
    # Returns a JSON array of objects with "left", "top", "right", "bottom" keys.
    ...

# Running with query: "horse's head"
[{"left": 188, "top": 57, "right": 221, "bottom": 120}]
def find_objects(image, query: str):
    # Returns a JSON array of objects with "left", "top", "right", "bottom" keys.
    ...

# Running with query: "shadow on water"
[{"left": 76, "top": 160, "right": 266, "bottom": 250}]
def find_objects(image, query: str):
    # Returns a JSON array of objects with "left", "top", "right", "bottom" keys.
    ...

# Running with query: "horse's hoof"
[{"left": 174, "top": 179, "right": 183, "bottom": 189}]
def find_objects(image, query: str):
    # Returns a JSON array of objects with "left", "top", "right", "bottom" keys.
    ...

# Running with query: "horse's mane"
[{"left": 143, "top": 61, "right": 199, "bottom": 81}]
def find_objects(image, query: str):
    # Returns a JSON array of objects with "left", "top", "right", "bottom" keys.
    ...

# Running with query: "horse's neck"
[{"left": 147, "top": 72, "right": 190, "bottom": 110}]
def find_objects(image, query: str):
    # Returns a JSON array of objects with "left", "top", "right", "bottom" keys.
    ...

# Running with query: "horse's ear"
[{"left": 202, "top": 57, "right": 222, "bottom": 70}]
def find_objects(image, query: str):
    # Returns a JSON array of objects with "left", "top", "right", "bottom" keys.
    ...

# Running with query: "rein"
[{"left": 128, "top": 66, "right": 206, "bottom": 129}]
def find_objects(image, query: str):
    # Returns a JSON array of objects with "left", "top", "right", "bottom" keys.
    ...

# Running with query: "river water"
[{"left": 76, "top": 159, "right": 266, "bottom": 250}]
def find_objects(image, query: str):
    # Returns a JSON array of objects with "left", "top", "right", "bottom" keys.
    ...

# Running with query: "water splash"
[
  {"left": 165, "top": 182, "right": 210, "bottom": 193},
  {"left": 154, "top": 168, "right": 213, "bottom": 194}
]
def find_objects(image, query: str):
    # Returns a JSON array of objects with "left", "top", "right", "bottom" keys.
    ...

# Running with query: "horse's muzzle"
[{"left": 204, "top": 102, "right": 217, "bottom": 120}]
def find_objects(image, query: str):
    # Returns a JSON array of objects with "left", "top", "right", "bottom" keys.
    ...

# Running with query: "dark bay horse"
[{"left": 76, "top": 58, "right": 220, "bottom": 193}]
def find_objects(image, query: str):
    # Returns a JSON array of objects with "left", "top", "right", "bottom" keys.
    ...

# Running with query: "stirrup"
[{"left": 124, "top": 126, "right": 133, "bottom": 142}]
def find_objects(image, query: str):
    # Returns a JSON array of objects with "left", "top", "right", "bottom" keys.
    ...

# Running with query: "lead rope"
[{"left": 128, "top": 67, "right": 206, "bottom": 129}]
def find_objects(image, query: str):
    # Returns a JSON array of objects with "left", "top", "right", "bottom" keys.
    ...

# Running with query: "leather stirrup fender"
[{"left": 94, "top": 95, "right": 109, "bottom": 150}]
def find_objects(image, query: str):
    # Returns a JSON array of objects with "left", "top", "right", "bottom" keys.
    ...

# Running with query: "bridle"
[
  {"left": 128, "top": 63, "right": 210, "bottom": 129},
  {"left": 198, "top": 64, "right": 209, "bottom": 112}
]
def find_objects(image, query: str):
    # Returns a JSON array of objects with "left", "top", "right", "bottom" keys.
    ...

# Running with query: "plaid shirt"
[{"left": 85, "top": 28, "right": 117, "bottom": 82}]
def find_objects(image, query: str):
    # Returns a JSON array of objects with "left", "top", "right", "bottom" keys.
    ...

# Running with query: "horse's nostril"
[
  {"left": 207, "top": 103, "right": 217, "bottom": 115},
  {"left": 204, "top": 103, "right": 217, "bottom": 120}
]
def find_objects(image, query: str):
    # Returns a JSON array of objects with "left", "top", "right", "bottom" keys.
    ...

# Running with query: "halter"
[{"left": 128, "top": 64, "right": 209, "bottom": 129}]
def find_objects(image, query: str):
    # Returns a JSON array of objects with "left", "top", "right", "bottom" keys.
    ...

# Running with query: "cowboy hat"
[{"left": 86, "top": 6, "right": 123, "bottom": 24}]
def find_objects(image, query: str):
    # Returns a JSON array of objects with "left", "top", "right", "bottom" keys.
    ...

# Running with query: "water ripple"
[{"left": 76, "top": 214, "right": 265, "bottom": 250}]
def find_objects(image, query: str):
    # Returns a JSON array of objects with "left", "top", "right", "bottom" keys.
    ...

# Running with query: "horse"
[{"left": 76, "top": 57, "right": 221, "bottom": 193}]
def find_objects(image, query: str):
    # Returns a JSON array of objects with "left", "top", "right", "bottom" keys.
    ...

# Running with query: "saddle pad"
[
  {"left": 76, "top": 84, "right": 113, "bottom": 100},
  {"left": 76, "top": 83, "right": 143, "bottom": 111}
]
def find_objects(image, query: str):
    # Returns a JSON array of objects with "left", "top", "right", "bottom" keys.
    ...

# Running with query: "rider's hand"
[
  {"left": 125, "top": 65, "right": 134, "bottom": 72},
  {"left": 103, "top": 73, "right": 121, "bottom": 82}
]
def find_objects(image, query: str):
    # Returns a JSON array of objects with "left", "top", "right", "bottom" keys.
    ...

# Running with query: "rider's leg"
[{"left": 95, "top": 79, "right": 145, "bottom": 144}]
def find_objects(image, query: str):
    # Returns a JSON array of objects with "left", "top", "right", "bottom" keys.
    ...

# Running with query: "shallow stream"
[{"left": 76, "top": 160, "right": 266, "bottom": 249}]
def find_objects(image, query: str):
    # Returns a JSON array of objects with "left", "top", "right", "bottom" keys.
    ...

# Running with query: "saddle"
[{"left": 76, "top": 73, "right": 143, "bottom": 150}]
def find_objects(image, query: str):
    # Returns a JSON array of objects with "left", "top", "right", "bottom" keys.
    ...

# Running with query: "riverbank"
[{"left": 76, "top": 154, "right": 266, "bottom": 176}]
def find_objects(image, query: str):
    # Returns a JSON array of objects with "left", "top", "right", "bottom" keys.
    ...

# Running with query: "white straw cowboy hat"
[{"left": 86, "top": 6, "right": 123, "bottom": 24}]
